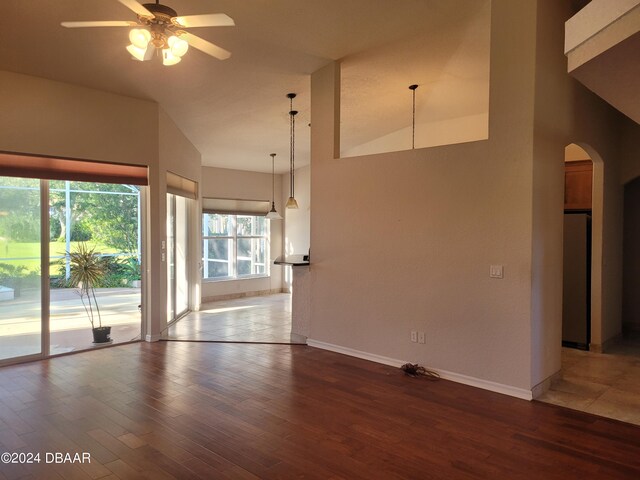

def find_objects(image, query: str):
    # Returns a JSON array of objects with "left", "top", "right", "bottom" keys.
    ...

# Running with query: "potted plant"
[{"left": 67, "top": 243, "right": 111, "bottom": 344}]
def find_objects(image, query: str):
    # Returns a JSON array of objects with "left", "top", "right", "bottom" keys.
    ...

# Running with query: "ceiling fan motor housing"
[
  {"left": 138, "top": 3, "right": 182, "bottom": 48},
  {"left": 141, "top": 3, "right": 177, "bottom": 20}
]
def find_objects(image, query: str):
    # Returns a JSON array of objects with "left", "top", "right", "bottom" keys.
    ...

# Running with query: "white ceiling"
[{"left": 1, "top": 0, "right": 489, "bottom": 173}]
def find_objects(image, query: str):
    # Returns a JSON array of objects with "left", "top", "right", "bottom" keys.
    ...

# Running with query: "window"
[{"left": 202, "top": 213, "right": 268, "bottom": 280}]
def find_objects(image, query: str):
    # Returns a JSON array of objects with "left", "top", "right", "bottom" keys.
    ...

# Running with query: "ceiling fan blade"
[
  {"left": 172, "top": 13, "right": 235, "bottom": 28},
  {"left": 117, "top": 0, "right": 153, "bottom": 18},
  {"left": 61, "top": 21, "right": 135, "bottom": 28},
  {"left": 181, "top": 32, "right": 231, "bottom": 60}
]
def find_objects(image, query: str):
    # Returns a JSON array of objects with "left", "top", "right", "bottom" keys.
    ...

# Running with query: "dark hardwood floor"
[{"left": 1, "top": 342, "right": 639, "bottom": 479}]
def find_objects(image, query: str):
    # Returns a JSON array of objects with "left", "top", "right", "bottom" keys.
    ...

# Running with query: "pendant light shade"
[
  {"left": 266, "top": 153, "right": 282, "bottom": 220},
  {"left": 286, "top": 93, "right": 299, "bottom": 209},
  {"left": 266, "top": 206, "right": 282, "bottom": 220}
]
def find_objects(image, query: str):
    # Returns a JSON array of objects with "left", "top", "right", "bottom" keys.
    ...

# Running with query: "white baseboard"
[
  {"left": 145, "top": 333, "right": 162, "bottom": 342},
  {"left": 531, "top": 370, "right": 561, "bottom": 399},
  {"left": 307, "top": 339, "right": 533, "bottom": 401}
]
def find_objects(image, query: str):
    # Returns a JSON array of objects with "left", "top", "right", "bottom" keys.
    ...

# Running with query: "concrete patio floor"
[{"left": 0, "top": 287, "right": 141, "bottom": 361}]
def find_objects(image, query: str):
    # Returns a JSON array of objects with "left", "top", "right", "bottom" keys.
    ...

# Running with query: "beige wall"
[
  {"left": 281, "top": 165, "right": 311, "bottom": 291},
  {"left": 620, "top": 120, "right": 640, "bottom": 185},
  {"left": 310, "top": 0, "right": 538, "bottom": 395},
  {"left": 620, "top": 121, "right": 640, "bottom": 332},
  {"left": 623, "top": 177, "right": 640, "bottom": 331},
  {"left": 284, "top": 165, "right": 311, "bottom": 256},
  {"left": 0, "top": 70, "right": 158, "bottom": 164},
  {"left": 156, "top": 109, "right": 202, "bottom": 336},
  {"left": 307, "top": 0, "right": 634, "bottom": 397},
  {"left": 341, "top": 114, "right": 489, "bottom": 158},
  {"left": 200, "top": 166, "right": 284, "bottom": 301},
  {"left": 0, "top": 70, "right": 202, "bottom": 341}
]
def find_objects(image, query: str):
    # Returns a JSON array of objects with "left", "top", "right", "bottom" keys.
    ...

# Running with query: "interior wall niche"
[{"left": 339, "top": 0, "right": 490, "bottom": 158}]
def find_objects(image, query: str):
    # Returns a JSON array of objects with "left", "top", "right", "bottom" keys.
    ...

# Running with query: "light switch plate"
[{"left": 490, "top": 265, "right": 504, "bottom": 279}]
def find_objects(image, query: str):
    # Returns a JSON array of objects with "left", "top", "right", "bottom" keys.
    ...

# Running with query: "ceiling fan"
[{"left": 61, "top": 0, "right": 235, "bottom": 66}]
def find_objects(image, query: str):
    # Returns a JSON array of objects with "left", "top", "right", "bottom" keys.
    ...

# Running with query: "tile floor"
[
  {"left": 537, "top": 333, "right": 640, "bottom": 425},
  {"left": 166, "top": 293, "right": 305, "bottom": 344}
]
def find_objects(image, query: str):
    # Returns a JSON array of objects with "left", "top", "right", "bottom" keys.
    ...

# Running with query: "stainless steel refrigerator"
[{"left": 562, "top": 213, "right": 591, "bottom": 350}]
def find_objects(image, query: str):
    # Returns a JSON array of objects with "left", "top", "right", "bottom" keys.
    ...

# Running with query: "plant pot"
[{"left": 92, "top": 326, "right": 111, "bottom": 344}]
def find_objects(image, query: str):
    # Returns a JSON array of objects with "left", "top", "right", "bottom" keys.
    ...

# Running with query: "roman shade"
[
  {"left": 202, "top": 197, "right": 270, "bottom": 216},
  {"left": 0, "top": 151, "right": 148, "bottom": 185},
  {"left": 166, "top": 171, "right": 197, "bottom": 199}
]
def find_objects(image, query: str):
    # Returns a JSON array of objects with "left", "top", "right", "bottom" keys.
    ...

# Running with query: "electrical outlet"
[
  {"left": 490, "top": 264, "right": 504, "bottom": 278},
  {"left": 410, "top": 331, "right": 417, "bottom": 343},
  {"left": 418, "top": 332, "right": 426, "bottom": 344}
]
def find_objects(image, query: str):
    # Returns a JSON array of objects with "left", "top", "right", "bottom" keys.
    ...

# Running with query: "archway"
[{"left": 563, "top": 143, "right": 604, "bottom": 350}]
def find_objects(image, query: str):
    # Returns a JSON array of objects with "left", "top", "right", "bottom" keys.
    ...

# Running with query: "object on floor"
[{"left": 401, "top": 363, "right": 440, "bottom": 380}]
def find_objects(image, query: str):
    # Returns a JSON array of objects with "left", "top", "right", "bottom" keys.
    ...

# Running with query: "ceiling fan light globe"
[
  {"left": 129, "top": 28, "right": 151, "bottom": 49},
  {"left": 126, "top": 44, "right": 149, "bottom": 61},
  {"left": 168, "top": 35, "right": 189, "bottom": 57},
  {"left": 162, "top": 49, "right": 182, "bottom": 66}
]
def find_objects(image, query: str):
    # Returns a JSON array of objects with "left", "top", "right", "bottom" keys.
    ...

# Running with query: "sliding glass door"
[
  {"left": 167, "top": 193, "right": 190, "bottom": 324},
  {"left": 0, "top": 175, "right": 143, "bottom": 364},
  {"left": 0, "top": 177, "right": 42, "bottom": 361},
  {"left": 48, "top": 180, "right": 142, "bottom": 352}
]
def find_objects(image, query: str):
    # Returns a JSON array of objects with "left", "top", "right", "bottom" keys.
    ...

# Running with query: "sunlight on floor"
[
  {"left": 167, "top": 293, "right": 303, "bottom": 344},
  {"left": 0, "top": 288, "right": 141, "bottom": 360},
  {"left": 199, "top": 305, "right": 259, "bottom": 314}
]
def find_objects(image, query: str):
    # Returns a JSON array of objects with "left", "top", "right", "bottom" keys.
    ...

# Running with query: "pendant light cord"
[
  {"left": 270, "top": 153, "right": 276, "bottom": 205},
  {"left": 409, "top": 84, "right": 418, "bottom": 149},
  {"left": 288, "top": 94, "right": 297, "bottom": 199},
  {"left": 290, "top": 108, "right": 295, "bottom": 198}
]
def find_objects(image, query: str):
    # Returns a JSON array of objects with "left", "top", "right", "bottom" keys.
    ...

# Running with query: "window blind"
[
  {"left": 202, "top": 197, "right": 270, "bottom": 216},
  {"left": 0, "top": 151, "right": 148, "bottom": 185},
  {"left": 166, "top": 171, "right": 197, "bottom": 199}
]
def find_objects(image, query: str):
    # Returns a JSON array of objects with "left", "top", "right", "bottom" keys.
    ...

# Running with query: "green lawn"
[{"left": 0, "top": 240, "right": 121, "bottom": 273}]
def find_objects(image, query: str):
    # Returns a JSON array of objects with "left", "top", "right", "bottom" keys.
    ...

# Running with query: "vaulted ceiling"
[{"left": 1, "top": 0, "right": 489, "bottom": 173}]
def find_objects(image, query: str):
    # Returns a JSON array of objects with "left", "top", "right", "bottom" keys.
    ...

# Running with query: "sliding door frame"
[
  {"left": 0, "top": 178, "right": 146, "bottom": 367},
  {"left": 40, "top": 179, "right": 50, "bottom": 359}
]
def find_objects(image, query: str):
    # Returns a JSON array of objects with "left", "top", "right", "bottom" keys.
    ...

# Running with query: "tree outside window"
[{"left": 202, "top": 214, "right": 268, "bottom": 280}]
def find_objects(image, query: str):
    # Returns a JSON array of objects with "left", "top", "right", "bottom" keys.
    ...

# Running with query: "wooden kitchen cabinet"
[{"left": 565, "top": 160, "right": 592, "bottom": 211}]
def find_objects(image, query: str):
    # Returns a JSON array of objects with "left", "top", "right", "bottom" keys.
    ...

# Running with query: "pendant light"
[
  {"left": 409, "top": 84, "right": 418, "bottom": 149},
  {"left": 266, "top": 153, "right": 282, "bottom": 220},
  {"left": 285, "top": 93, "right": 299, "bottom": 209}
]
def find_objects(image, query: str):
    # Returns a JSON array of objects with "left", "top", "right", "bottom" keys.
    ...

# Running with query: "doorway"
[{"left": 562, "top": 151, "right": 593, "bottom": 350}]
